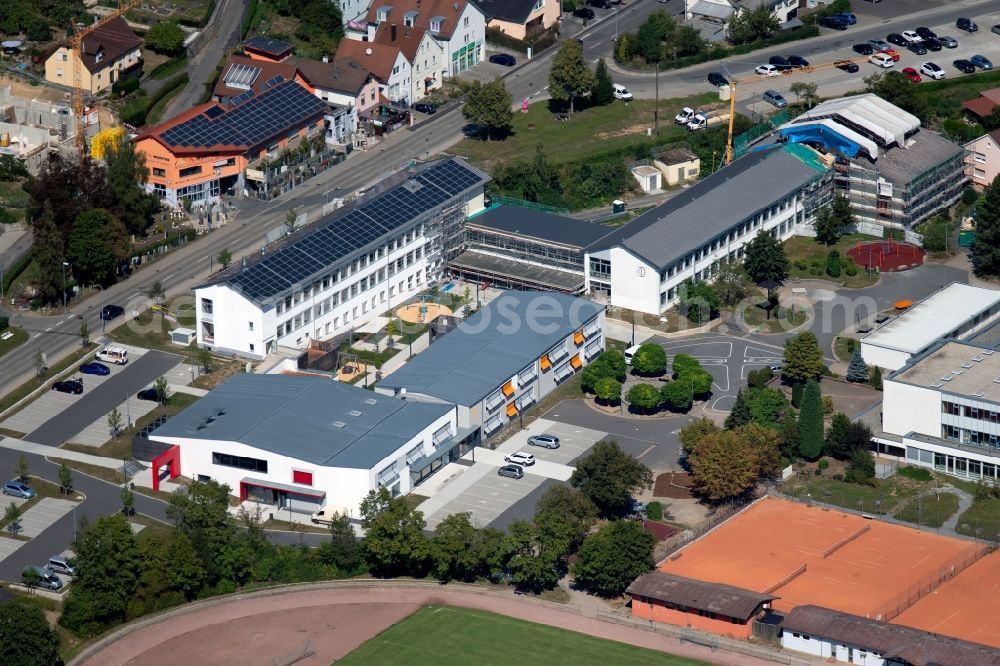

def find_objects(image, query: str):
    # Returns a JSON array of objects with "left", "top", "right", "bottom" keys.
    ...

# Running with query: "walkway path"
[{"left": 941, "top": 487, "right": 974, "bottom": 534}]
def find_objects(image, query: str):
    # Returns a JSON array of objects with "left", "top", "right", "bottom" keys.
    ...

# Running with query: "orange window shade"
[
  {"left": 570, "top": 354, "right": 582, "bottom": 369},
  {"left": 506, "top": 403, "right": 518, "bottom": 417},
  {"left": 573, "top": 330, "right": 585, "bottom": 345},
  {"left": 540, "top": 355, "right": 551, "bottom": 371},
  {"left": 502, "top": 381, "right": 514, "bottom": 396}
]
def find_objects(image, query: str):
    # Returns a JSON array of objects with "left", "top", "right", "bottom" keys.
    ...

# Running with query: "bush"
[
  {"left": 822, "top": 395, "right": 834, "bottom": 415},
  {"left": 486, "top": 26, "right": 529, "bottom": 53},
  {"left": 832, "top": 473, "right": 844, "bottom": 481},
  {"left": 747, "top": 368, "right": 773, "bottom": 389},
  {"left": 815, "top": 467, "right": 822, "bottom": 475},
  {"left": 112, "top": 76, "right": 141, "bottom": 96},
  {"left": 963, "top": 187, "right": 980, "bottom": 206},
  {"left": 645, "top": 501, "right": 663, "bottom": 521},
  {"left": 0, "top": 316, "right": 7, "bottom": 331},
  {"left": 627, "top": 383, "right": 662, "bottom": 412},
  {"left": 897, "top": 465, "right": 932, "bottom": 482},
  {"left": 845, "top": 263, "right": 858, "bottom": 277},
  {"left": 818, "top": 459, "right": 829, "bottom": 470},
  {"left": 791, "top": 382, "right": 804, "bottom": 408},
  {"left": 794, "top": 259, "right": 808, "bottom": 271},
  {"left": 826, "top": 251, "right": 841, "bottom": 278}
]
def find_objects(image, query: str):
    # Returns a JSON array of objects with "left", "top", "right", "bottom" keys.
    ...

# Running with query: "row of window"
[
  {"left": 909, "top": 445, "right": 1000, "bottom": 479},
  {"left": 943, "top": 400, "right": 1000, "bottom": 424},
  {"left": 942, "top": 424, "right": 1000, "bottom": 449},
  {"left": 213, "top": 452, "right": 268, "bottom": 473}
]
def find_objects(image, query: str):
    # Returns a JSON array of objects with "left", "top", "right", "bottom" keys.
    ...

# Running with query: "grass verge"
[
  {"left": 741, "top": 302, "right": 808, "bottom": 333},
  {"left": 785, "top": 234, "right": 881, "bottom": 288},
  {"left": 781, "top": 472, "right": 926, "bottom": 515},
  {"left": 834, "top": 336, "right": 859, "bottom": 363},
  {"left": 337, "top": 605, "right": 710, "bottom": 666},
  {"left": 0, "top": 343, "right": 98, "bottom": 416},
  {"left": 0, "top": 326, "right": 28, "bottom": 357},
  {"left": 955, "top": 498, "right": 1000, "bottom": 541},
  {"left": 894, "top": 491, "right": 960, "bottom": 529}
]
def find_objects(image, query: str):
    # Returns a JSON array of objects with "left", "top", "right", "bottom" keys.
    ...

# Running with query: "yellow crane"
[{"left": 69, "top": 0, "right": 139, "bottom": 158}]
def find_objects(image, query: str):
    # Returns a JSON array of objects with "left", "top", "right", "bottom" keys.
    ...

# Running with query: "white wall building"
[
  {"left": 860, "top": 283, "right": 1000, "bottom": 372},
  {"left": 685, "top": 0, "right": 800, "bottom": 31},
  {"left": 195, "top": 158, "right": 488, "bottom": 358},
  {"left": 149, "top": 374, "right": 458, "bottom": 516},
  {"left": 584, "top": 144, "right": 830, "bottom": 316}
]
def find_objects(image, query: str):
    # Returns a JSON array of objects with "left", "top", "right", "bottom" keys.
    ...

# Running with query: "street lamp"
[{"left": 61, "top": 261, "right": 69, "bottom": 309}]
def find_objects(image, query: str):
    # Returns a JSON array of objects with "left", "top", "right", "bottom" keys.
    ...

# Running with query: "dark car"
[
  {"left": 819, "top": 16, "right": 848, "bottom": 30},
  {"left": 971, "top": 54, "right": 994, "bottom": 70},
  {"left": 573, "top": 7, "right": 594, "bottom": 19},
  {"left": 923, "top": 37, "right": 942, "bottom": 51},
  {"left": 915, "top": 27, "right": 937, "bottom": 40},
  {"left": 586, "top": 0, "right": 611, "bottom": 7},
  {"left": 488, "top": 53, "right": 516, "bottom": 66},
  {"left": 100, "top": 304, "right": 125, "bottom": 320},
  {"left": 834, "top": 60, "right": 859, "bottom": 73},
  {"left": 788, "top": 55, "right": 809, "bottom": 68},
  {"left": 906, "top": 41, "right": 927, "bottom": 55},
  {"left": 768, "top": 55, "right": 792, "bottom": 71},
  {"left": 137, "top": 388, "right": 160, "bottom": 402},
  {"left": 412, "top": 102, "right": 436, "bottom": 115},
  {"left": 52, "top": 379, "right": 83, "bottom": 395},
  {"left": 834, "top": 12, "right": 856, "bottom": 25},
  {"left": 853, "top": 43, "right": 874, "bottom": 55},
  {"left": 707, "top": 71, "right": 728, "bottom": 87},
  {"left": 887, "top": 32, "right": 907, "bottom": 46},
  {"left": 993, "top": 24, "right": 1000, "bottom": 36},
  {"left": 79, "top": 362, "right": 110, "bottom": 376},
  {"left": 953, "top": 59, "right": 975, "bottom": 74},
  {"left": 956, "top": 18, "right": 977, "bottom": 33},
  {"left": 498, "top": 464, "right": 524, "bottom": 479}
]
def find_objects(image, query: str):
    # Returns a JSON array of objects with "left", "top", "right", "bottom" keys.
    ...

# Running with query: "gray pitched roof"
[
  {"left": 150, "top": 374, "right": 451, "bottom": 469},
  {"left": 784, "top": 605, "right": 1000, "bottom": 666},
  {"left": 469, "top": 205, "right": 612, "bottom": 249},
  {"left": 626, "top": 572, "right": 775, "bottom": 620},
  {"left": 378, "top": 291, "right": 603, "bottom": 405},
  {"left": 589, "top": 145, "right": 828, "bottom": 270}
]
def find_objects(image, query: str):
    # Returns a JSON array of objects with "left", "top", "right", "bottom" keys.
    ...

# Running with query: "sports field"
[
  {"left": 337, "top": 605, "right": 711, "bottom": 666},
  {"left": 658, "top": 498, "right": 983, "bottom": 618}
]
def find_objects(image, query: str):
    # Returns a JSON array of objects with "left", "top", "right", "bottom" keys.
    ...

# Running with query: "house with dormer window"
[{"left": 45, "top": 16, "right": 143, "bottom": 95}]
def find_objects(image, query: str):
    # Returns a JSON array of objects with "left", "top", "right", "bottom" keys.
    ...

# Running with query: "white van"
[
  {"left": 613, "top": 84, "right": 633, "bottom": 101},
  {"left": 96, "top": 345, "right": 129, "bottom": 365},
  {"left": 624, "top": 345, "right": 640, "bottom": 365}
]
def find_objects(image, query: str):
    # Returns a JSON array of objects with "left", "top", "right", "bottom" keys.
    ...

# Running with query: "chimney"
[{"left": 391, "top": 23, "right": 397, "bottom": 41}]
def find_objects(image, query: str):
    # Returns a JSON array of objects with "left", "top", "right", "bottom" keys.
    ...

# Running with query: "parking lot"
[{"left": 18, "top": 499, "right": 78, "bottom": 539}]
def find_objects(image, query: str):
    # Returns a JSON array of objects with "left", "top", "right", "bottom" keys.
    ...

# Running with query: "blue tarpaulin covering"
[{"left": 779, "top": 124, "right": 863, "bottom": 158}]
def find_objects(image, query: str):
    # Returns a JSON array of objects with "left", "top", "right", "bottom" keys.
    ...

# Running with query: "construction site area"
[{"left": 0, "top": 82, "right": 79, "bottom": 174}]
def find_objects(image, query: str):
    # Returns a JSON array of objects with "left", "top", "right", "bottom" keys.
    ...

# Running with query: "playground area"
[
  {"left": 336, "top": 361, "right": 370, "bottom": 382},
  {"left": 396, "top": 301, "right": 454, "bottom": 324},
  {"left": 846, "top": 240, "right": 925, "bottom": 272},
  {"left": 658, "top": 498, "right": 984, "bottom": 619}
]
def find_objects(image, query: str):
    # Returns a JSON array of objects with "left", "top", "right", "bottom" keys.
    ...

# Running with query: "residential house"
[
  {"left": 44, "top": 16, "right": 143, "bottom": 95},
  {"left": 965, "top": 130, "right": 1000, "bottom": 190},
  {"left": 335, "top": 37, "right": 412, "bottom": 104},
  {"left": 338, "top": 0, "right": 375, "bottom": 28},
  {"left": 212, "top": 54, "right": 299, "bottom": 107},
  {"left": 962, "top": 87, "right": 1000, "bottom": 123},
  {"left": 473, "top": 0, "right": 559, "bottom": 40},
  {"left": 241, "top": 35, "right": 295, "bottom": 62},
  {"left": 295, "top": 56, "right": 381, "bottom": 144},
  {"left": 370, "top": 22, "right": 442, "bottom": 101}
]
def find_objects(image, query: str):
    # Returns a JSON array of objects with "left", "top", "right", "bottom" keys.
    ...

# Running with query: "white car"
[
  {"left": 613, "top": 83, "right": 633, "bottom": 101},
  {"left": 868, "top": 53, "right": 895, "bottom": 68},
  {"left": 505, "top": 451, "right": 536, "bottom": 466},
  {"left": 674, "top": 107, "right": 697, "bottom": 124},
  {"left": 920, "top": 61, "right": 946, "bottom": 79},
  {"left": 901, "top": 30, "right": 923, "bottom": 44},
  {"left": 755, "top": 64, "right": 780, "bottom": 76}
]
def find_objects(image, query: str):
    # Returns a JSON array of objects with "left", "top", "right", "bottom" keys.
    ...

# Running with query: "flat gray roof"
[
  {"left": 468, "top": 205, "right": 612, "bottom": 249},
  {"left": 450, "top": 250, "right": 585, "bottom": 292},
  {"left": 866, "top": 130, "right": 965, "bottom": 187},
  {"left": 892, "top": 341, "right": 1000, "bottom": 404},
  {"left": 590, "top": 145, "right": 827, "bottom": 270},
  {"left": 151, "top": 374, "right": 451, "bottom": 469},
  {"left": 378, "top": 291, "right": 603, "bottom": 405}
]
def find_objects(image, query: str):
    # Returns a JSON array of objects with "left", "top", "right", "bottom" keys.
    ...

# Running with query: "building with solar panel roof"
[{"left": 194, "top": 157, "right": 489, "bottom": 358}]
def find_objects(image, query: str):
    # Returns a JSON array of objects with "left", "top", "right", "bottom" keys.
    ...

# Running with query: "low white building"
[
  {"left": 860, "top": 283, "right": 1000, "bottom": 372},
  {"left": 148, "top": 373, "right": 458, "bottom": 516},
  {"left": 194, "top": 158, "right": 488, "bottom": 358},
  {"left": 584, "top": 144, "right": 830, "bottom": 316},
  {"left": 685, "top": 0, "right": 800, "bottom": 31},
  {"left": 781, "top": 604, "right": 1000, "bottom": 665}
]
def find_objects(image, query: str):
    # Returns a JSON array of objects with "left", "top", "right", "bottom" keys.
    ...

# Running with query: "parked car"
[
  {"left": 901, "top": 66, "right": 922, "bottom": 82},
  {"left": 992, "top": 24, "right": 1000, "bottom": 36},
  {"left": 769, "top": 363, "right": 783, "bottom": 372},
  {"left": 768, "top": 55, "right": 792, "bottom": 71},
  {"left": 572, "top": 7, "right": 594, "bottom": 19},
  {"left": 788, "top": 55, "right": 809, "bottom": 68},
  {"left": 819, "top": 16, "right": 848, "bottom": 30},
  {"left": 48, "top": 555, "right": 77, "bottom": 577},
  {"left": 22, "top": 566, "right": 62, "bottom": 591},
  {"left": 707, "top": 71, "right": 728, "bottom": 87},
  {"left": 971, "top": 54, "right": 994, "bottom": 70},
  {"left": 3, "top": 481, "right": 34, "bottom": 499},
  {"left": 136, "top": 388, "right": 160, "bottom": 402},
  {"left": 920, "top": 61, "right": 945, "bottom": 79},
  {"left": 52, "top": 379, "right": 83, "bottom": 394},
  {"left": 613, "top": 83, "right": 633, "bottom": 101},
  {"left": 852, "top": 43, "right": 874, "bottom": 55},
  {"left": 505, "top": 451, "right": 536, "bottom": 466},
  {"left": 937, "top": 35, "right": 958, "bottom": 48},
  {"left": 762, "top": 90, "right": 787, "bottom": 108},
  {"left": 498, "top": 464, "right": 524, "bottom": 479},
  {"left": 412, "top": 102, "right": 436, "bottom": 115},
  {"left": 887, "top": 33, "right": 907, "bottom": 46},
  {"left": 956, "top": 18, "right": 978, "bottom": 33},
  {"left": 915, "top": 27, "right": 936, "bottom": 40},
  {"left": 954, "top": 59, "right": 976, "bottom": 74},
  {"left": 923, "top": 37, "right": 942, "bottom": 51},
  {"left": 900, "top": 30, "right": 922, "bottom": 44},
  {"left": 755, "top": 64, "right": 780, "bottom": 76},
  {"left": 834, "top": 60, "right": 860, "bottom": 73},
  {"left": 79, "top": 362, "right": 110, "bottom": 376},
  {"left": 869, "top": 53, "right": 895, "bottom": 68},
  {"left": 834, "top": 12, "right": 856, "bottom": 25},
  {"left": 878, "top": 48, "right": 901, "bottom": 61},
  {"left": 527, "top": 434, "right": 560, "bottom": 449},
  {"left": 100, "top": 304, "right": 125, "bottom": 320},
  {"left": 587, "top": 0, "right": 611, "bottom": 7},
  {"left": 488, "top": 53, "right": 516, "bottom": 66},
  {"left": 310, "top": 508, "right": 339, "bottom": 525},
  {"left": 868, "top": 39, "right": 891, "bottom": 51},
  {"left": 906, "top": 42, "right": 927, "bottom": 55}
]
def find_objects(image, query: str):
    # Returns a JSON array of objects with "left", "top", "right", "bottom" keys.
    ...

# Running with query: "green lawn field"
[{"left": 337, "top": 605, "right": 710, "bottom": 666}]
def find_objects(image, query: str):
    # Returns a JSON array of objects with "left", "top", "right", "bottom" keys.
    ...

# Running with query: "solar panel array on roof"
[
  {"left": 262, "top": 74, "right": 285, "bottom": 90},
  {"left": 222, "top": 159, "right": 487, "bottom": 302},
  {"left": 159, "top": 80, "right": 327, "bottom": 150},
  {"left": 203, "top": 105, "right": 225, "bottom": 119},
  {"left": 224, "top": 63, "right": 261, "bottom": 90},
  {"left": 230, "top": 89, "right": 255, "bottom": 105}
]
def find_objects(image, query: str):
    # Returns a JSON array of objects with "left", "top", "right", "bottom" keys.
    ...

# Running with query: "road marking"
[
  {"left": 164, "top": 273, "right": 176, "bottom": 280},
  {"left": 44, "top": 327, "right": 52, "bottom": 332},
  {"left": 636, "top": 444, "right": 657, "bottom": 459}
]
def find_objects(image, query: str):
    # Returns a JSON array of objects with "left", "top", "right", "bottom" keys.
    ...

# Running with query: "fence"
[
  {"left": 489, "top": 194, "right": 569, "bottom": 214},
  {"left": 655, "top": 494, "right": 761, "bottom": 564},
  {"left": 870, "top": 547, "right": 989, "bottom": 621}
]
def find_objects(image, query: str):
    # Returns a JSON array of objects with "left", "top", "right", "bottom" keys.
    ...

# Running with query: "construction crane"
[{"left": 69, "top": 0, "right": 139, "bottom": 158}]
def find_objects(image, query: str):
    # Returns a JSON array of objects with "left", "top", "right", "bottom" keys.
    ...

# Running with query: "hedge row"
[
  {"left": 123, "top": 73, "right": 189, "bottom": 126},
  {"left": 2, "top": 251, "right": 31, "bottom": 295}
]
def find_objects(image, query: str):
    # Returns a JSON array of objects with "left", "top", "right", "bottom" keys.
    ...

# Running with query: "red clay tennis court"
[
  {"left": 894, "top": 552, "right": 1000, "bottom": 648},
  {"left": 846, "top": 240, "right": 925, "bottom": 272},
  {"left": 659, "top": 498, "right": 983, "bottom": 619}
]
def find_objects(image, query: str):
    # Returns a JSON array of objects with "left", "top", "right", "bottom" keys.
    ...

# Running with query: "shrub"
[
  {"left": 826, "top": 251, "right": 841, "bottom": 278},
  {"left": 791, "top": 382, "right": 804, "bottom": 408},
  {"left": 0, "top": 316, "right": 7, "bottom": 331},
  {"left": 832, "top": 473, "right": 844, "bottom": 481},
  {"left": 963, "top": 187, "right": 980, "bottom": 206},
  {"left": 112, "top": 76, "right": 141, "bottom": 96},
  {"left": 822, "top": 395, "right": 834, "bottom": 415},
  {"left": 627, "top": 383, "right": 662, "bottom": 413},
  {"left": 845, "top": 264, "right": 858, "bottom": 276},
  {"left": 897, "top": 465, "right": 932, "bottom": 482},
  {"left": 794, "top": 259, "right": 808, "bottom": 271},
  {"left": 747, "top": 368, "right": 773, "bottom": 389},
  {"left": 645, "top": 501, "right": 663, "bottom": 521},
  {"left": 818, "top": 459, "right": 829, "bottom": 470}
]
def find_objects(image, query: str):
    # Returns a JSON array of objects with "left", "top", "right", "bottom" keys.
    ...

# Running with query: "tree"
[
  {"left": 167, "top": 480, "right": 252, "bottom": 586},
  {"left": 783, "top": 331, "right": 824, "bottom": 383},
  {"left": 825, "top": 411, "right": 853, "bottom": 459},
  {"left": 714, "top": 261, "right": 752, "bottom": 306},
  {"left": 678, "top": 279, "right": 720, "bottom": 324},
  {"left": 779, "top": 412, "right": 800, "bottom": 461},
  {"left": 631, "top": 343, "right": 667, "bottom": 375},
  {"left": 197, "top": 348, "right": 214, "bottom": 374},
  {"left": 675, "top": 24, "right": 706, "bottom": 57},
  {"left": 0, "top": 602, "right": 62, "bottom": 666},
  {"left": 679, "top": 418, "right": 720, "bottom": 459},
  {"left": 67, "top": 209, "right": 126, "bottom": 287},
  {"left": 724, "top": 389, "right": 752, "bottom": 429},
  {"left": 153, "top": 375, "right": 171, "bottom": 404},
  {"left": 727, "top": 5, "right": 780, "bottom": 44},
  {"left": 59, "top": 462, "right": 74, "bottom": 495},
  {"left": 660, "top": 380, "right": 694, "bottom": 412},
  {"left": 864, "top": 71, "right": 929, "bottom": 120},
  {"left": 359, "top": 487, "right": 431, "bottom": 578},
  {"left": 847, "top": 348, "right": 869, "bottom": 383},
  {"left": 789, "top": 81, "right": 818, "bottom": 109},
  {"left": 285, "top": 208, "right": 298, "bottom": 234},
  {"left": 814, "top": 207, "right": 841, "bottom": 246},
  {"left": 826, "top": 250, "right": 841, "bottom": 278},
  {"left": 145, "top": 20, "right": 185, "bottom": 54},
  {"left": 505, "top": 520, "right": 560, "bottom": 591},
  {"left": 744, "top": 387, "right": 788, "bottom": 429},
  {"left": 463, "top": 77, "right": 514, "bottom": 140},
  {"left": 797, "top": 380, "right": 824, "bottom": 460},
  {"left": 104, "top": 133, "right": 158, "bottom": 235},
  {"left": 843, "top": 422, "right": 873, "bottom": 458},
  {"left": 31, "top": 202, "right": 65, "bottom": 302},
  {"left": 830, "top": 193, "right": 853, "bottom": 229},
  {"left": 627, "top": 383, "right": 661, "bottom": 413},
  {"left": 869, "top": 365, "right": 882, "bottom": 390},
  {"left": 165, "top": 531, "right": 208, "bottom": 599},
  {"left": 4, "top": 502, "right": 22, "bottom": 536},
  {"left": 217, "top": 248, "right": 233, "bottom": 270},
  {"left": 845, "top": 448, "right": 876, "bottom": 485},
  {"left": 432, "top": 512, "right": 481, "bottom": 582},
  {"left": 736, "top": 422, "right": 783, "bottom": 479},
  {"left": 147, "top": 280, "right": 166, "bottom": 303},
  {"left": 593, "top": 376, "right": 621, "bottom": 404},
  {"left": 121, "top": 485, "right": 135, "bottom": 516},
  {"left": 592, "top": 59, "right": 614, "bottom": 106},
  {"left": 572, "top": 521, "right": 655, "bottom": 597},
  {"left": 688, "top": 430, "right": 760, "bottom": 501},
  {"left": 972, "top": 174, "right": 1000, "bottom": 277},
  {"left": 79, "top": 319, "right": 90, "bottom": 347},
  {"left": 0, "top": 154, "right": 29, "bottom": 182},
  {"left": 16, "top": 455, "right": 28, "bottom": 484},
  {"left": 318, "top": 511, "right": 359, "bottom": 573},
  {"left": 570, "top": 441, "right": 653, "bottom": 517},
  {"left": 60, "top": 514, "right": 140, "bottom": 636},
  {"left": 744, "top": 230, "right": 789, "bottom": 287},
  {"left": 33, "top": 351, "right": 46, "bottom": 378},
  {"left": 472, "top": 527, "right": 513, "bottom": 582},
  {"left": 107, "top": 407, "right": 124, "bottom": 439},
  {"left": 983, "top": 106, "right": 1000, "bottom": 132},
  {"left": 534, "top": 486, "right": 597, "bottom": 554},
  {"left": 548, "top": 38, "right": 594, "bottom": 114}
]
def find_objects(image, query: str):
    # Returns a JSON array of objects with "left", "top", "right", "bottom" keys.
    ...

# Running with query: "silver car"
[
  {"left": 527, "top": 434, "right": 560, "bottom": 449},
  {"left": 498, "top": 464, "right": 524, "bottom": 479},
  {"left": 868, "top": 38, "right": 892, "bottom": 51},
  {"left": 763, "top": 90, "right": 787, "bottom": 108}
]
